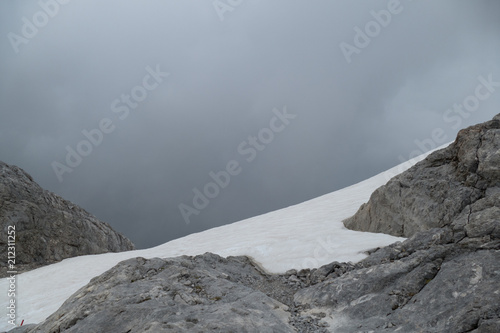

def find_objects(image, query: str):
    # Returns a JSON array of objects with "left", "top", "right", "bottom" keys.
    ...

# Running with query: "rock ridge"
[
  {"left": 0, "top": 161, "right": 135, "bottom": 277},
  {"left": 343, "top": 114, "right": 500, "bottom": 238},
  {"left": 6, "top": 114, "right": 500, "bottom": 332}
]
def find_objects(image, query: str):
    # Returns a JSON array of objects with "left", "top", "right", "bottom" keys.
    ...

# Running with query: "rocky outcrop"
[
  {"left": 299, "top": 113, "right": 500, "bottom": 332},
  {"left": 344, "top": 113, "right": 500, "bottom": 238},
  {"left": 13, "top": 254, "right": 321, "bottom": 333},
  {"left": 7, "top": 115, "right": 500, "bottom": 332},
  {"left": 294, "top": 227, "right": 500, "bottom": 332},
  {"left": 0, "top": 161, "right": 134, "bottom": 276},
  {"left": 14, "top": 224, "right": 500, "bottom": 332}
]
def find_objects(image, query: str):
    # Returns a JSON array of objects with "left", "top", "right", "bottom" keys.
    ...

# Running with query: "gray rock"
[
  {"left": 289, "top": 114, "right": 500, "bottom": 332},
  {"left": 392, "top": 251, "right": 500, "bottom": 333},
  {"left": 10, "top": 252, "right": 335, "bottom": 333},
  {"left": 7, "top": 115, "right": 500, "bottom": 332},
  {"left": 295, "top": 243, "right": 500, "bottom": 333},
  {"left": 3, "top": 324, "right": 36, "bottom": 333},
  {"left": 20, "top": 254, "right": 297, "bottom": 333},
  {"left": 344, "top": 114, "right": 500, "bottom": 238},
  {"left": 0, "top": 161, "right": 134, "bottom": 277}
]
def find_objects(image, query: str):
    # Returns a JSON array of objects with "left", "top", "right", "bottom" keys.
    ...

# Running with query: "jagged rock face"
[
  {"left": 0, "top": 161, "right": 134, "bottom": 275},
  {"left": 18, "top": 254, "right": 297, "bottom": 333},
  {"left": 294, "top": 227, "right": 500, "bottom": 332},
  {"left": 7, "top": 115, "right": 500, "bottom": 333},
  {"left": 344, "top": 114, "right": 500, "bottom": 238},
  {"left": 16, "top": 231, "right": 500, "bottom": 332},
  {"left": 297, "top": 114, "right": 500, "bottom": 331},
  {"left": 12, "top": 253, "right": 342, "bottom": 333}
]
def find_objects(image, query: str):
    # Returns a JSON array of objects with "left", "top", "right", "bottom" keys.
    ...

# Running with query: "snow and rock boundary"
[{"left": 5, "top": 115, "right": 500, "bottom": 332}]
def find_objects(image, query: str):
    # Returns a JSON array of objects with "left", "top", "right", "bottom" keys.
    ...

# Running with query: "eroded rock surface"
[
  {"left": 7, "top": 115, "right": 500, "bottom": 332},
  {"left": 0, "top": 161, "right": 134, "bottom": 276},
  {"left": 295, "top": 228, "right": 500, "bottom": 332},
  {"left": 16, "top": 254, "right": 306, "bottom": 333},
  {"left": 344, "top": 114, "right": 500, "bottom": 238},
  {"left": 299, "top": 114, "right": 500, "bottom": 332}
]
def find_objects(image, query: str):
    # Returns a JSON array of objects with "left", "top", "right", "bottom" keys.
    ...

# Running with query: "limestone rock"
[
  {"left": 290, "top": 113, "right": 500, "bottom": 331},
  {"left": 21, "top": 254, "right": 296, "bottom": 333},
  {"left": 294, "top": 223, "right": 500, "bottom": 332},
  {"left": 0, "top": 161, "right": 134, "bottom": 276},
  {"left": 344, "top": 114, "right": 500, "bottom": 237},
  {"left": 6, "top": 115, "right": 500, "bottom": 332}
]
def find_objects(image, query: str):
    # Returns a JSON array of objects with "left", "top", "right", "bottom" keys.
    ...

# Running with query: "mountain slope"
[
  {"left": 344, "top": 113, "right": 500, "bottom": 238},
  {"left": 292, "top": 113, "right": 500, "bottom": 332},
  {"left": 0, "top": 144, "right": 440, "bottom": 331},
  {"left": 5, "top": 115, "right": 500, "bottom": 332},
  {"left": 0, "top": 161, "right": 135, "bottom": 277}
]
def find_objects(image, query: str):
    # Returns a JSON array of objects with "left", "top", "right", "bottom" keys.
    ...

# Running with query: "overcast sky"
[{"left": 1, "top": 1, "right": 499, "bottom": 249}]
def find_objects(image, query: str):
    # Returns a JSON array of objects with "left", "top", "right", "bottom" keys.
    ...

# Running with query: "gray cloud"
[{"left": 1, "top": 0, "right": 499, "bottom": 248}]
